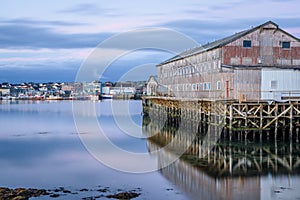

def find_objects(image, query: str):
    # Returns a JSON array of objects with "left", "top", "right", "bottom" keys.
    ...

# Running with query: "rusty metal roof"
[{"left": 158, "top": 21, "right": 300, "bottom": 66}]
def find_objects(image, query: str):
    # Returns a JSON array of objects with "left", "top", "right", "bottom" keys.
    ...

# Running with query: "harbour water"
[
  {"left": 0, "top": 100, "right": 299, "bottom": 199},
  {"left": 0, "top": 100, "right": 188, "bottom": 199}
]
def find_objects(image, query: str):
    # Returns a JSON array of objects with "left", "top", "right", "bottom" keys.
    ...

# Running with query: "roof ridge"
[{"left": 158, "top": 21, "right": 299, "bottom": 66}]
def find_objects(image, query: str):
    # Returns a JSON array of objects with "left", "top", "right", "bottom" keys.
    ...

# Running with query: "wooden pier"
[
  {"left": 142, "top": 97, "right": 300, "bottom": 139},
  {"left": 142, "top": 97, "right": 300, "bottom": 177}
]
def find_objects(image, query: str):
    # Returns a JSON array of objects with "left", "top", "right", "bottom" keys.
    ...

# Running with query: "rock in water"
[
  {"left": 0, "top": 187, "right": 49, "bottom": 200},
  {"left": 106, "top": 192, "right": 140, "bottom": 199}
]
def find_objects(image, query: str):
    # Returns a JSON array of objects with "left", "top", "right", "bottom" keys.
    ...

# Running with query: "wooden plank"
[
  {"left": 248, "top": 105, "right": 259, "bottom": 114},
  {"left": 254, "top": 105, "right": 262, "bottom": 115},
  {"left": 232, "top": 106, "right": 246, "bottom": 117},
  {"left": 294, "top": 106, "right": 300, "bottom": 114},
  {"left": 263, "top": 105, "right": 292, "bottom": 129},
  {"left": 248, "top": 119, "right": 260, "bottom": 128}
]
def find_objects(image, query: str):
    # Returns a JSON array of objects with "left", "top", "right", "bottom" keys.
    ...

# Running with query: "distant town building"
[
  {"left": 101, "top": 86, "right": 111, "bottom": 95},
  {"left": 110, "top": 87, "right": 135, "bottom": 95},
  {"left": 0, "top": 87, "right": 10, "bottom": 96},
  {"left": 110, "top": 82, "right": 135, "bottom": 95},
  {"left": 0, "top": 80, "right": 150, "bottom": 101},
  {"left": 146, "top": 76, "right": 158, "bottom": 96},
  {"left": 157, "top": 21, "right": 300, "bottom": 101},
  {"left": 82, "top": 81, "right": 101, "bottom": 95}
]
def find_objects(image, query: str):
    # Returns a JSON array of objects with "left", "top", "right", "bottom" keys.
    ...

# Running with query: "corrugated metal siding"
[
  {"left": 261, "top": 69, "right": 300, "bottom": 100},
  {"left": 157, "top": 22, "right": 300, "bottom": 101},
  {"left": 234, "top": 69, "right": 261, "bottom": 100},
  {"left": 223, "top": 28, "right": 300, "bottom": 66}
]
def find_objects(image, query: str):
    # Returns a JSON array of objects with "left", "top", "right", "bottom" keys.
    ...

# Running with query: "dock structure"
[
  {"left": 143, "top": 98, "right": 300, "bottom": 177},
  {"left": 156, "top": 21, "right": 300, "bottom": 102},
  {"left": 143, "top": 97, "right": 300, "bottom": 139},
  {"left": 143, "top": 21, "right": 300, "bottom": 140}
]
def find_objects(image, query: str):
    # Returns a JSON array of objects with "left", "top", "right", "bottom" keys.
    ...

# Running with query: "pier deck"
[{"left": 143, "top": 97, "right": 300, "bottom": 139}]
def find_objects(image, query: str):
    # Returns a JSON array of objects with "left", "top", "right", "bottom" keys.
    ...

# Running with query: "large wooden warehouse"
[{"left": 157, "top": 21, "right": 300, "bottom": 101}]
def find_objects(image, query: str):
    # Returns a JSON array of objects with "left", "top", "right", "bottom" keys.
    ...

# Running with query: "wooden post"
[
  {"left": 283, "top": 104, "right": 286, "bottom": 141},
  {"left": 275, "top": 104, "right": 278, "bottom": 141},
  {"left": 245, "top": 104, "right": 248, "bottom": 130},
  {"left": 229, "top": 104, "right": 233, "bottom": 130},
  {"left": 260, "top": 104, "right": 263, "bottom": 140},
  {"left": 296, "top": 128, "right": 299, "bottom": 143},
  {"left": 259, "top": 130, "right": 262, "bottom": 143},
  {"left": 274, "top": 139, "right": 278, "bottom": 172},
  {"left": 228, "top": 104, "right": 233, "bottom": 141},
  {"left": 229, "top": 142, "right": 232, "bottom": 174},
  {"left": 290, "top": 104, "right": 293, "bottom": 139},
  {"left": 289, "top": 137, "right": 293, "bottom": 171}
]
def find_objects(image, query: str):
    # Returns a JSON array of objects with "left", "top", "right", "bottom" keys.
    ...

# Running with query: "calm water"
[
  {"left": 0, "top": 100, "right": 300, "bottom": 200},
  {"left": 0, "top": 100, "right": 188, "bottom": 200}
]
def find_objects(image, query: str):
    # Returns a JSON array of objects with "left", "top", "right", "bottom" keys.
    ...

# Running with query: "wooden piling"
[{"left": 142, "top": 97, "right": 300, "bottom": 140}]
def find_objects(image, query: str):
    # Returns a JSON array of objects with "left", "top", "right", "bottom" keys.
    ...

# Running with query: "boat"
[
  {"left": 101, "top": 94, "right": 113, "bottom": 99},
  {"left": 46, "top": 95, "right": 63, "bottom": 100},
  {"left": 18, "top": 94, "right": 29, "bottom": 100}
]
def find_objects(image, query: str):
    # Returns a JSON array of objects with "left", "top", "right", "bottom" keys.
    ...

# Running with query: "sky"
[{"left": 1, "top": 0, "right": 300, "bottom": 83}]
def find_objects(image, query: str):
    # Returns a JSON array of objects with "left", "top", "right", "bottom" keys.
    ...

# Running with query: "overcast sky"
[{"left": 1, "top": 0, "right": 300, "bottom": 83}]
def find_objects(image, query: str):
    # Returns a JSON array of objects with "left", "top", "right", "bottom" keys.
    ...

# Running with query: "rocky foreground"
[
  {"left": 0, "top": 187, "right": 49, "bottom": 200},
  {"left": 0, "top": 187, "right": 141, "bottom": 200}
]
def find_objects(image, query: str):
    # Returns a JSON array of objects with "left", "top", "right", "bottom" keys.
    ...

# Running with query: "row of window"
[
  {"left": 178, "top": 66, "right": 195, "bottom": 76},
  {"left": 160, "top": 62, "right": 221, "bottom": 78},
  {"left": 242, "top": 40, "right": 291, "bottom": 48},
  {"left": 172, "top": 81, "right": 222, "bottom": 92}
]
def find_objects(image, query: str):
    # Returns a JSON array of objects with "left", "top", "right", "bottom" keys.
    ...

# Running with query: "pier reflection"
[{"left": 142, "top": 114, "right": 300, "bottom": 200}]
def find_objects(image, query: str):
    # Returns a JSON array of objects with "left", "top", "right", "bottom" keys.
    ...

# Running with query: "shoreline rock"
[
  {"left": 0, "top": 186, "right": 141, "bottom": 200},
  {"left": 0, "top": 187, "right": 49, "bottom": 200},
  {"left": 106, "top": 192, "right": 140, "bottom": 199}
]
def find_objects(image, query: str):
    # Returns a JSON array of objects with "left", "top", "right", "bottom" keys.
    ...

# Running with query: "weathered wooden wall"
[
  {"left": 223, "top": 25, "right": 300, "bottom": 66},
  {"left": 157, "top": 22, "right": 300, "bottom": 101},
  {"left": 234, "top": 69, "right": 261, "bottom": 100}
]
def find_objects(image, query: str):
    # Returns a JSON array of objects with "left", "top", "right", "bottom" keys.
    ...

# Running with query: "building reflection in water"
[{"left": 142, "top": 113, "right": 300, "bottom": 200}]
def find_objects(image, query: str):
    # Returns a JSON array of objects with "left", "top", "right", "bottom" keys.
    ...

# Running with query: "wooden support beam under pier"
[{"left": 143, "top": 97, "right": 300, "bottom": 137}]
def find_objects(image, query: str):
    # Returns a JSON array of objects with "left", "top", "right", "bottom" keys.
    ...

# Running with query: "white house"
[{"left": 147, "top": 76, "right": 158, "bottom": 96}]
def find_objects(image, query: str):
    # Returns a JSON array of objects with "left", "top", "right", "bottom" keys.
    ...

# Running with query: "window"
[
  {"left": 207, "top": 82, "right": 211, "bottom": 90},
  {"left": 192, "top": 84, "right": 197, "bottom": 91},
  {"left": 270, "top": 80, "right": 278, "bottom": 89},
  {"left": 217, "top": 81, "right": 221, "bottom": 90},
  {"left": 204, "top": 82, "right": 211, "bottom": 91},
  {"left": 197, "top": 83, "right": 202, "bottom": 91},
  {"left": 243, "top": 40, "right": 252, "bottom": 48},
  {"left": 282, "top": 41, "right": 290, "bottom": 49},
  {"left": 179, "top": 68, "right": 182, "bottom": 76}
]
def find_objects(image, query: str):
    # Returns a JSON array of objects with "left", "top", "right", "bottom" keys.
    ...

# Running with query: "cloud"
[
  {"left": 99, "top": 50, "right": 171, "bottom": 82},
  {"left": 159, "top": 18, "right": 300, "bottom": 44},
  {"left": 271, "top": 18, "right": 300, "bottom": 29},
  {"left": 0, "top": 23, "right": 112, "bottom": 49},
  {"left": 0, "top": 50, "right": 170, "bottom": 83},
  {"left": 0, "top": 21, "right": 199, "bottom": 50},
  {"left": 158, "top": 19, "right": 246, "bottom": 44},
  {"left": 270, "top": 0, "right": 296, "bottom": 1},
  {"left": 209, "top": 1, "right": 243, "bottom": 11},
  {"left": 59, "top": 3, "right": 117, "bottom": 16},
  {"left": 0, "top": 61, "right": 80, "bottom": 83},
  {"left": 0, "top": 18, "right": 85, "bottom": 26}
]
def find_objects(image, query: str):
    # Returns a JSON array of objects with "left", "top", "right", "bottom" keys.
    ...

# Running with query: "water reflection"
[
  {"left": 0, "top": 101, "right": 191, "bottom": 200},
  {"left": 143, "top": 113, "right": 300, "bottom": 200}
]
